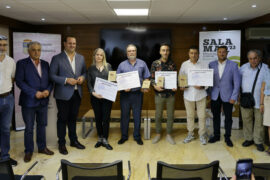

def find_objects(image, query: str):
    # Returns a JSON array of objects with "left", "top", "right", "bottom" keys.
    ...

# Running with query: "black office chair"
[
  {"left": 253, "top": 163, "right": 270, "bottom": 180},
  {"left": 0, "top": 159, "right": 44, "bottom": 180},
  {"left": 147, "top": 160, "right": 228, "bottom": 180},
  {"left": 56, "top": 159, "right": 131, "bottom": 180}
]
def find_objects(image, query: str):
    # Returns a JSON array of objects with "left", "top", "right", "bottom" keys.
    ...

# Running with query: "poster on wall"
[
  {"left": 13, "top": 32, "right": 61, "bottom": 130},
  {"left": 199, "top": 30, "right": 241, "bottom": 66}
]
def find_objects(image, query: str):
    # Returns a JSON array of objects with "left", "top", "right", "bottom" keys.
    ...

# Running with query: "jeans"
[{"left": 0, "top": 94, "right": 14, "bottom": 159}]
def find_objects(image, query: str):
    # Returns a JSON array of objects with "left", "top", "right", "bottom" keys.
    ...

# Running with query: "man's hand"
[
  {"left": 154, "top": 85, "right": 164, "bottom": 92},
  {"left": 124, "top": 89, "right": 131, "bottom": 92},
  {"left": 260, "top": 104, "right": 264, "bottom": 113},
  {"left": 77, "top": 76, "right": 84, "bottom": 85},
  {"left": 141, "top": 88, "right": 149, "bottom": 93},
  {"left": 229, "top": 99, "right": 236, "bottom": 104},
  {"left": 66, "top": 78, "right": 78, "bottom": 85},
  {"left": 172, "top": 88, "right": 177, "bottom": 92},
  {"left": 35, "top": 91, "right": 44, "bottom": 99},
  {"left": 92, "top": 92, "right": 103, "bottom": 99},
  {"left": 194, "top": 86, "right": 204, "bottom": 90},
  {"left": 42, "top": 90, "right": 49, "bottom": 98}
]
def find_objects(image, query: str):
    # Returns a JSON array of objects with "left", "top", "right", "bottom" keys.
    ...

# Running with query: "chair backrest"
[
  {"left": 253, "top": 163, "right": 270, "bottom": 180},
  {"left": 61, "top": 159, "right": 124, "bottom": 180},
  {"left": 156, "top": 160, "right": 220, "bottom": 180},
  {"left": 0, "top": 159, "right": 15, "bottom": 180}
]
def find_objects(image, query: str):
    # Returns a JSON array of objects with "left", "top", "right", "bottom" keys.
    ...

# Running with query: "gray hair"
[
  {"left": 27, "top": 41, "right": 41, "bottom": 49},
  {"left": 126, "top": 44, "right": 137, "bottom": 51},
  {"left": 0, "top": 35, "right": 8, "bottom": 40},
  {"left": 247, "top": 49, "right": 262, "bottom": 59}
]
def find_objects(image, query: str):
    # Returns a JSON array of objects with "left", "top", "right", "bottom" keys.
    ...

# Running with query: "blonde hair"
[{"left": 92, "top": 48, "right": 108, "bottom": 71}]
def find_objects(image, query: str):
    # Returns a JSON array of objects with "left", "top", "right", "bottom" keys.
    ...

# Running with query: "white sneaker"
[
  {"left": 200, "top": 135, "right": 207, "bottom": 145},
  {"left": 183, "top": 134, "right": 195, "bottom": 144},
  {"left": 166, "top": 134, "right": 175, "bottom": 145},
  {"left": 152, "top": 134, "right": 161, "bottom": 144}
]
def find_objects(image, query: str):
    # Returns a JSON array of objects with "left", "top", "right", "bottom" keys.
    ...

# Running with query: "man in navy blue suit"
[{"left": 16, "top": 41, "right": 54, "bottom": 163}]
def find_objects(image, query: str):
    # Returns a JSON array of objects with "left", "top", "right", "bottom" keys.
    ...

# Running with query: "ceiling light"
[
  {"left": 41, "top": 18, "right": 46, "bottom": 21},
  {"left": 251, "top": 4, "right": 256, "bottom": 8},
  {"left": 223, "top": 17, "right": 228, "bottom": 20},
  {"left": 5, "top": 5, "right": 11, "bottom": 9},
  {"left": 114, "top": 9, "right": 148, "bottom": 16}
]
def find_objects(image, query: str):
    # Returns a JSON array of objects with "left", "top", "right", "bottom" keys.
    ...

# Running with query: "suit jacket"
[
  {"left": 15, "top": 57, "right": 52, "bottom": 107},
  {"left": 209, "top": 59, "right": 241, "bottom": 102},
  {"left": 49, "top": 51, "right": 86, "bottom": 100}
]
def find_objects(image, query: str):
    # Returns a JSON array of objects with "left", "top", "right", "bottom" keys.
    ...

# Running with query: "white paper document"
[
  {"left": 94, "top": 77, "right": 118, "bottom": 102},
  {"left": 116, "top": 71, "right": 141, "bottom": 91},
  {"left": 155, "top": 71, "right": 177, "bottom": 89},
  {"left": 188, "top": 69, "right": 213, "bottom": 86}
]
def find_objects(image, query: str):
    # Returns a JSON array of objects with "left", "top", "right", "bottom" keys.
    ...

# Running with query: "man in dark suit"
[
  {"left": 208, "top": 46, "right": 241, "bottom": 147},
  {"left": 50, "top": 36, "right": 86, "bottom": 154},
  {"left": 15, "top": 41, "right": 54, "bottom": 163}
]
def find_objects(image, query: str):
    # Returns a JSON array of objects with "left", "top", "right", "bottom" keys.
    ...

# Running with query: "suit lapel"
[
  {"left": 27, "top": 57, "right": 41, "bottom": 79},
  {"left": 62, "top": 52, "right": 75, "bottom": 75},
  {"left": 220, "top": 60, "right": 229, "bottom": 80},
  {"left": 214, "top": 61, "right": 220, "bottom": 80},
  {"left": 75, "top": 54, "right": 80, "bottom": 77}
]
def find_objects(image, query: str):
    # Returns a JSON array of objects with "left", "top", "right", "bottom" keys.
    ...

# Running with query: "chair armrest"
[
  {"left": 219, "top": 167, "right": 228, "bottom": 180},
  {"left": 56, "top": 166, "right": 62, "bottom": 180},
  {"left": 127, "top": 160, "right": 131, "bottom": 180},
  {"left": 147, "top": 163, "right": 151, "bottom": 180},
  {"left": 20, "top": 161, "right": 38, "bottom": 180}
]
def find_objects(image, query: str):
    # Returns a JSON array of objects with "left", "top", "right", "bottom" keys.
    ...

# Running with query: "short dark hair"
[
  {"left": 218, "top": 46, "right": 228, "bottom": 51},
  {"left": 189, "top": 45, "right": 199, "bottom": 52},
  {"left": 160, "top": 43, "right": 170, "bottom": 49},
  {"left": 63, "top": 35, "right": 76, "bottom": 42}
]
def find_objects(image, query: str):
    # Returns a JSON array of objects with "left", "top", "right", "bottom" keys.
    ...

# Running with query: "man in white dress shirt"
[
  {"left": 0, "top": 35, "right": 17, "bottom": 165},
  {"left": 179, "top": 46, "right": 208, "bottom": 145}
]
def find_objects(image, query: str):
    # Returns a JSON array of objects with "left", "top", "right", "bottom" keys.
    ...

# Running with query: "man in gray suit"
[{"left": 50, "top": 35, "right": 86, "bottom": 155}]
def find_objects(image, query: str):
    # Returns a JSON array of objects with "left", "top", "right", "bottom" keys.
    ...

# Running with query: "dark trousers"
[
  {"left": 120, "top": 91, "right": 143, "bottom": 140},
  {"left": 0, "top": 94, "right": 14, "bottom": 159},
  {"left": 91, "top": 96, "right": 112, "bottom": 139},
  {"left": 211, "top": 95, "right": 233, "bottom": 139},
  {"left": 21, "top": 105, "right": 47, "bottom": 153},
  {"left": 56, "top": 91, "right": 81, "bottom": 145}
]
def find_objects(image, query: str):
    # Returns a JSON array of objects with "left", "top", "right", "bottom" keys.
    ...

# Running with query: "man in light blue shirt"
[
  {"left": 117, "top": 44, "right": 150, "bottom": 145},
  {"left": 240, "top": 49, "right": 268, "bottom": 152}
]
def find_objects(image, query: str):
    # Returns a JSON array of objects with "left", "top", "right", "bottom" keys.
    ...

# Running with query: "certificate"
[
  {"left": 188, "top": 69, "right": 213, "bottom": 86},
  {"left": 94, "top": 77, "right": 118, "bottom": 102},
  {"left": 155, "top": 71, "right": 177, "bottom": 89},
  {"left": 116, "top": 71, "right": 141, "bottom": 91}
]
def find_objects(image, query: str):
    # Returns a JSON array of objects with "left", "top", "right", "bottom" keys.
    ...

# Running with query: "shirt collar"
[
  {"left": 188, "top": 59, "right": 199, "bottom": 65},
  {"left": 218, "top": 59, "right": 227, "bottom": 65},
  {"left": 128, "top": 59, "right": 137, "bottom": 66},
  {"left": 30, "top": 57, "right": 40, "bottom": 65},
  {"left": 64, "top": 50, "right": 76, "bottom": 60}
]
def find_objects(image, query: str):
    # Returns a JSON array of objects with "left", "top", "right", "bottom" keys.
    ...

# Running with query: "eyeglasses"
[{"left": 0, "top": 44, "right": 8, "bottom": 47}]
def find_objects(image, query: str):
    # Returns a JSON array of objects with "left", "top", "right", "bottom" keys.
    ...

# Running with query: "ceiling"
[{"left": 0, "top": 0, "right": 269, "bottom": 24}]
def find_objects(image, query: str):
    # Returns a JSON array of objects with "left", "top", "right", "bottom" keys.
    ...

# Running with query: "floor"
[{"left": 10, "top": 122, "right": 270, "bottom": 180}]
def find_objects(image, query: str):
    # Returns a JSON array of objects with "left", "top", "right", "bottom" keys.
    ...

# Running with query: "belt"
[{"left": 0, "top": 91, "right": 12, "bottom": 98}]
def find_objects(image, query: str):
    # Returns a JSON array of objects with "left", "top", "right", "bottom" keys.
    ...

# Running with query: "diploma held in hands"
[
  {"left": 94, "top": 77, "right": 118, "bottom": 102},
  {"left": 117, "top": 71, "right": 141, "bottom": 91},
  {"left": 155, "top": 71, "right": 177, "bottom": 89},
  {"left": 188, "top": 69, "right": 213, "bottom": 86}
]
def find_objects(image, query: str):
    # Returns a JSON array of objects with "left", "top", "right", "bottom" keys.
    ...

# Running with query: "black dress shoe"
[
  {"left": 104, "top": 143, "right": 113, "bottom": 150},
  {"left": 242, "top": 140, "right": 254, "bottom": 147},
  {"left": 24, "top": 153, "right": 33, "bottom": 163},
  {"left": 255, "top": 144, "right": 265, "bottom": 152},
  {"left": 118, "top": 138, "right": 127, "bottom": 145},
  {"left": 135, "top": 138, "right": 143, "bottom": 145},
  {"left": 59, "top": 145, "right": 68, "bottom": 155},
  {"left": 208, "top": 136, "right": 220, "bottom": 143},
  {"left": 9, "top": 158, "right": 17, "bottom": 166},
  {"left": 70, "top": 141, "right": 85, "bottom": 149},
  {"left": 95, "top": 142, "right": 103, "bottom": 148},
  {"left": 225, "top": 138, "right": 233, "bottom": 147}
]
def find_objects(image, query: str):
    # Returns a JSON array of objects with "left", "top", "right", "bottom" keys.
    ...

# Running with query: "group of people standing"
[{"left": 0, "top": 34, "right": 270, "bottom": 167}]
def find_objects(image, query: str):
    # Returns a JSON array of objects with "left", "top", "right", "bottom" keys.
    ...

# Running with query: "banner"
[
  {"left": 13, "top": 32, "right": 61, "bottom": 130},
  {"left": 199, "top": 30, "right": 241, "bottom": 66}
]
